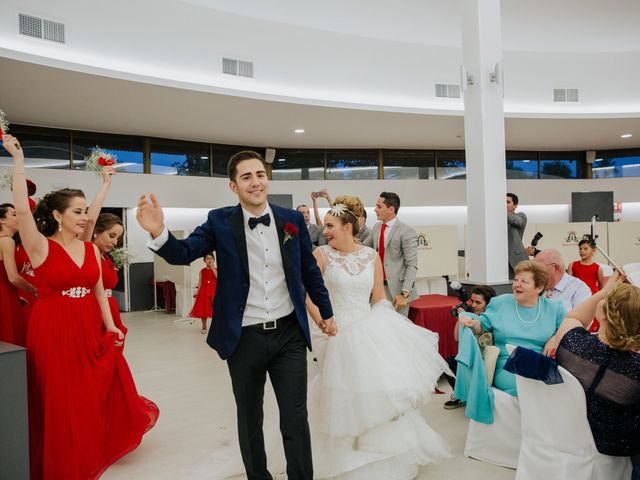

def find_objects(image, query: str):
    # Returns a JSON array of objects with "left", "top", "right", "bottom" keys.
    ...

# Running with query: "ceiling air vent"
[
  {"left": 19, "top": 13, "right": 65, "bottom": 43},
  {"left": 553, "top": 88, "right": 579, "bottom": 102},
  {"left": 223, "top": 58, "right": 254, "bottom": 78},
  {"left": 435, "top": 83, "right": 461, "bottom": 99}
]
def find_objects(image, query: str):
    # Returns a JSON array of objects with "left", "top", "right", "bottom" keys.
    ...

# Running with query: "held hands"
[
  {"left": 317, "top": 317, "right": 338, "bottom": 336},
  {"left": 392, "top": 294, "right": 408, "bottom": 310},
  {"left": 136, "top": 193, "right": 165, "bottom": 238}
]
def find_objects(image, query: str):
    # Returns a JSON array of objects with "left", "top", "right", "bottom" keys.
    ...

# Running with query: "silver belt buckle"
[{"left": 263, "top": 320, "right": 277, "bottom": 330}]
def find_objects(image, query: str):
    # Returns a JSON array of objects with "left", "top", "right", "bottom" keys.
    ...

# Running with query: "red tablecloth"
[
  {"left": 409, "top": 294, "right": 460, "bottom": 358},
  {"left": 154, "top": 280, "right": 176, "bottom": 313}
]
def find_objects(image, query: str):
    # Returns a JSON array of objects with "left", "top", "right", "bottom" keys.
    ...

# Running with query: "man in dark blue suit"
[{"left": 137, "top": 151, "right": 335, "bottom": 480}]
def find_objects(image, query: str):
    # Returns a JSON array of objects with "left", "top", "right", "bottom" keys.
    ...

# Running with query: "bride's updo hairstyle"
[
  {"left": 35, "top": 188, "right": 86, "bottom": 236},
  {"left": 329, "top": 195, "right": 364, "bottom": 237}
]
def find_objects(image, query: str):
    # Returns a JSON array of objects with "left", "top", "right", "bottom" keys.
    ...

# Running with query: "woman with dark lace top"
[{"left": 555, "top": 271, "right": 640, "bottom": 479}]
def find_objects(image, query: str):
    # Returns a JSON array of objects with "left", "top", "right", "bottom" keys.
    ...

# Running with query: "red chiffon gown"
[
  {"left": 0, "top": 257, "right": 26, "bottom": 346},
  {"left": 15, "top": 243, "right": 36, "bottom": 339},
  {"left": 101, "top": 254, "right": 128, "bottom": 338},
  {"left": 571, "top": 261, "right": 601, "bottom": 332},
  {"left": 189, "top": 267, "right": 217, "bottom": 318},
  {"left": 27, "top": 240, "right": 159, "bottom": 479}
]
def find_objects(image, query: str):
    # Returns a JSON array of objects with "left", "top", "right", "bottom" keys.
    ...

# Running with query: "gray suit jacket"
[
  {"left": 307, "top": 223, "right": 327, "bottom": 248},
  {"left": 356, "top": 224, "right": 371, "bottom": 244},
  {"left": 508, "top": 211, "right": 528, "bottom": 269},
  {"left": 364, "top": 219, "right": 419, "bottom": 302}
]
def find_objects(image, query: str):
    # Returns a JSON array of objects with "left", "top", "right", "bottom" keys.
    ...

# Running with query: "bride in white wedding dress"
[{"left": 187, "top": 195, "right": 451, "bottom": 480}]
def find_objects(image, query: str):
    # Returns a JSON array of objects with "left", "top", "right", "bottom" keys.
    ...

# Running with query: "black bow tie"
[{"left": 248, "top": 213, "right": 271, "bottom": 230}]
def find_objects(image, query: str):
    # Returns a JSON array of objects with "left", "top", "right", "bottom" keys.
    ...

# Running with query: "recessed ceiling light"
[
  {"left": 621, "top": 133, "right": 633, "bottom": 138},
  {"left": 294, "top": 128, "right": 305, "bottom": 134},
  {"left": 200, "top": 156, "right": 208, "bottom": 159}
]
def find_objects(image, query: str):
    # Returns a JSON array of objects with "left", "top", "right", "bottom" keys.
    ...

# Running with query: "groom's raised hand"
[{"left": 137, "top": 193, "right": 165, "bottom": 238}]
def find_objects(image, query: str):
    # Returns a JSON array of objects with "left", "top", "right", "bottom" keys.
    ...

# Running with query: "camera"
[
  {"left": 530, "top": 231, "right": 543, "bottom": 247},
  {"left": 528, "top": 231, "right": 543, "bottom": 257},
  {"left": 450, "top": 281, "right": 473, "bottom": 318}
]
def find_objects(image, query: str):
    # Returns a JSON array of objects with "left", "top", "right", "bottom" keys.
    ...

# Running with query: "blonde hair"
[
  {"left": 329, "top": 195, "right": 364, "bottom": 236},
  {"left": 603, "top": 284, "right": 640, "bottom": 352},
  {"left": 514, "top": 260, "right": 549, "bottom": 295}
]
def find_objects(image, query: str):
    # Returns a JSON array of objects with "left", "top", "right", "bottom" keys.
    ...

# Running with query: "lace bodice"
[{"left": 318, "top": 245, "right": 376, "bottom": 325}]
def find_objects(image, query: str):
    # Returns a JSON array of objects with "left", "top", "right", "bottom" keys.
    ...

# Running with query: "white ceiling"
[{"left": 1, "top": 57, "right": 638, "bottom": 150}]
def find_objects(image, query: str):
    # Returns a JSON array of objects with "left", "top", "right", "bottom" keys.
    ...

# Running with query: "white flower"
[
  {"left": 0, "top": 109, "right": 9, "bottom": 135},
  {"left": 84, "top": 146, "right": 118, "bottom": 174},
  {"left": 109, "top": 247, "right": 134, "bottom": 269},
  {"left": 328, "top": 203, "right": 347, "bottom": 217}
]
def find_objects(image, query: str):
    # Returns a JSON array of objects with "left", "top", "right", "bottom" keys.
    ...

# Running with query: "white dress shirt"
[
  {"left": 545, "top": 272, "right": 592, "bottom": 312},
  {"left": 147, "top": 205, "right": 293, "bottom": 327}
]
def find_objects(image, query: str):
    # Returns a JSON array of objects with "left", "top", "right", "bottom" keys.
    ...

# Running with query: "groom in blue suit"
[{"left": 137, "top": 151, "right": 335, "bottom": 480}]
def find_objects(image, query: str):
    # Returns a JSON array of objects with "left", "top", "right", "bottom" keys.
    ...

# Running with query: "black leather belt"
[{"left": 246, "top": 312, "right": 295, "bottom": 331}]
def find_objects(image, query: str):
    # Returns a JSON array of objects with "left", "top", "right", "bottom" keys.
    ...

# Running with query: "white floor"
[{"left": 101, "top": 311, "right": 515, "bottom": 480}]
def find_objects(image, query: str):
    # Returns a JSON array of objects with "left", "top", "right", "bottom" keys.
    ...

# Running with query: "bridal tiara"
[{"left": 328, "top": 203, "right": 359, "bottom": 220}]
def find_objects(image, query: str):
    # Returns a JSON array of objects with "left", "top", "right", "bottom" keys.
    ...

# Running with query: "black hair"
[
  {"left": 380, "top": 192, "right": 401, "bottom": 214},
  {"left": 227, "top": 150, "right": 266, "bottom": 182},
  {"left": 507, "top": 193, "right": 519, "bottom": 205}
]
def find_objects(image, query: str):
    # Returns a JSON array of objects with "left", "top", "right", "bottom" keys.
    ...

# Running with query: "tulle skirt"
[{"left": 187, "top": 302, "right": 451, "bottom": 480}]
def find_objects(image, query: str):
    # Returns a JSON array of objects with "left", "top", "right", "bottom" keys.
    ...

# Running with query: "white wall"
[{"left": 3, "top": 167, "right": 640, "bottom": 262}]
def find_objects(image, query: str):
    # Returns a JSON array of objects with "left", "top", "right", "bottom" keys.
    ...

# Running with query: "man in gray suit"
[
  {"left": 507, "top": 192, "right": 528, "bottom": 279},
  {"left": 297, "top": 204, "right": 326, "bottom": 248},
  {"left": 364, "top": 192, "right": 418, "bottom": 316}
]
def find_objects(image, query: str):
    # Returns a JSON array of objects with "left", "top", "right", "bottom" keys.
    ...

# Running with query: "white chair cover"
[
  {"left": 630, "top": 271, "right": 640, "bottom": 287},
  {"left": 515, "top": 366, "right": 631, "bottom": 480},
  {"left": 598, "top": 263, "right": 614, "bottom": 277},
  {"left": 622, "top": 262, "right": 640, "bottom": 274},
  {"left": 464, "top": 387, "right": 520, "bottom": 468}
]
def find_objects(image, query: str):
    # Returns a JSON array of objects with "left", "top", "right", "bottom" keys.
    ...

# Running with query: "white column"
[{"left": 460, "top": 0, "right": 509, "bottom": 284}]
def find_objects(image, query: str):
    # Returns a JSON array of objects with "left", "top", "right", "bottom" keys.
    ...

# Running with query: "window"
[
  {"left": 271, "top": 149, "right": 324, "bottom": 180},
  {"left": 539, "top": 152, "right": 582, "bottom": 179},
  {"left": 73, "top": 132, "right": 144, "bottom": 174},
  {"left": 383, "top": 150, "right": 435, "bottom": 179},
  {"left": 506, "top": 151, "right": 539, "bottom": 179},
  {"left": 212, "top": 144, "right": 261, "bottom": 178},
  {"left": 0, "top": 124, "right": 70, "bottom": 169},
  {"left": 326, "top": 150, "right": 378, "bottom": 180},
  {"left": 150, "top": 139, "right": 210, "bottom": 176},
  {"left": 592, "top": 150, "right": 640, "bottom": 179},
  {"left": 435, "top": 151, "right": 466, "bottom": 179}
]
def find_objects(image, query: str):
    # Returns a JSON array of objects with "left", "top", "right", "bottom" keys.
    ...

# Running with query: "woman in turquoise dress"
[{"left": 459, "top": 260, "right": 566, "bottom": 396}]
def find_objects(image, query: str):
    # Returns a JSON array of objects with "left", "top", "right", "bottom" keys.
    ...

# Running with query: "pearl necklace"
[{"left": 515, "top": 298, "right": 541, "bottom": 325}]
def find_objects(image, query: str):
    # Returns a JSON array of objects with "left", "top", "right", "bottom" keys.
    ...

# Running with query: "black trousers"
[
  {"left": 444, "top": 356, "right": 458, "bottom": 389},
  {"left": 227, "top": 313, "right": 312, "bottom": 480}
]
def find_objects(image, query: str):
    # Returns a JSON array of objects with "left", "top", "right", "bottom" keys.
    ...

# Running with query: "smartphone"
[{"left": 315, "top": 191, "right": 325, "bottom": 197}]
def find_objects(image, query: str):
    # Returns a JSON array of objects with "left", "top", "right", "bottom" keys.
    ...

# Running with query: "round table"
[{"left": 409, "top": 294, "right": 461, "bottom": 358}]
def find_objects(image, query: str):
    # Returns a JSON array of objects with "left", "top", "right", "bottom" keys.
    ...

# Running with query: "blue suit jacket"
[{"left": 155, "top": 203, "right": 333, "bottom": 360}]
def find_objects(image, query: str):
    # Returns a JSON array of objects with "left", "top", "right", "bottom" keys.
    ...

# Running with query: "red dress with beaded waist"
[{"left": 27, "top": 240, "right": 158, "bottom": 480}]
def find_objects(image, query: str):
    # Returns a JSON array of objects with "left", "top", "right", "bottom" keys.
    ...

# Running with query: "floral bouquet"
[
  {"left": 85, "top": 146, "right": 117, "bottom": 174},
  {"left": 108, "top": 247, "right": 134, "bottom": 270},
  {"left": 0, "top": 109, "right": 20, "bottom": 150}
]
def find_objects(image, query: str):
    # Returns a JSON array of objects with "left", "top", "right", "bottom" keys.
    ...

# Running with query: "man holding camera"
[
  {"left": 507, "top": 193, "right": 528, "bottom": 279},
  {"left": 444, "top": 285, "right": 497, "bottom": 409}
]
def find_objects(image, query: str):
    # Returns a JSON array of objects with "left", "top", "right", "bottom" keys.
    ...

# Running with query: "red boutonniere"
[
  {"left": 283, "top": 223, "right": 299, "bottom": 244},
  {"left": 98, "top": 157, "right": 116, "bottom": 167}
]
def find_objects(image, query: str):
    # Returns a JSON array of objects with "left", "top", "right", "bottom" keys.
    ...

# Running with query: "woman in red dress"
[
  {"left": 0, "top": 203, "right": 36, "bottom": 346},
  {"left": 4, "top": 134, "right": 158, "bottom": 479},
  {"left": 91, "top": 213, "right": 128, "bottom": 339},
  {"left": 568, "top": 239, "right": 605, "bottom": 332},
  {"left": 190, "top": 252, "right": 217, "bottom": 333}
]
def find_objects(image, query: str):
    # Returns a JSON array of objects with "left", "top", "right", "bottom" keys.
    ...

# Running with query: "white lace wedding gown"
[{"left": 186, "top": 245, "right": 451, "bottom": 480}]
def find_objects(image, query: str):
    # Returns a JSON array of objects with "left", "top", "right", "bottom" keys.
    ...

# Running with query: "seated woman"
[
  {"left": 555, "top": 272, "right": 640, "bottom": 478},
  {"left": 459, "top": 260, "right": 565, "bottom": 396}
]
